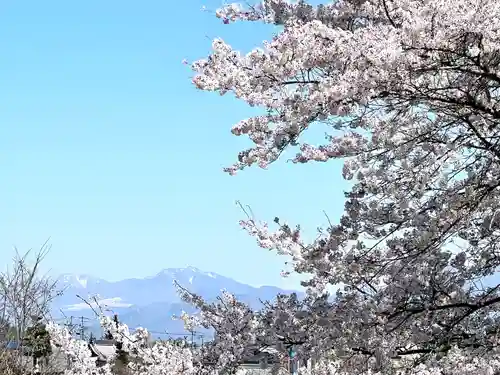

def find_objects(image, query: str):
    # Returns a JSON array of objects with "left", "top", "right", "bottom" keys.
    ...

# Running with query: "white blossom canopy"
[
  {"left": 46, "top": 0, "right": 500, "bottom": 374},
  {"left": 188, "top": 0, "right": 500, "bottom": 374}
]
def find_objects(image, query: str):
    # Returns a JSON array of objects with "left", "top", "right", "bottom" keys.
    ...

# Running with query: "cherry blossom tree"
[
  {"left": 41, "top": 0, "right": 500, "bottom": 374},
  {"left": 47, "top": 312, "right": 273, "bottom": 375},
  {"left": 185, "top": 0, "right": 500, "bottom": 374},
  {"left": 47, "top": 316, "right": 197, "bottom": 375}
]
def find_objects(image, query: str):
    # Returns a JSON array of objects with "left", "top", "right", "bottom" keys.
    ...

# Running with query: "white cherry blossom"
[
  {"left": 43, "top": 0, "right": 500, "bottom": 374},
  {"left": 188, "top": 0, "right": 500, "bottom": 373}
]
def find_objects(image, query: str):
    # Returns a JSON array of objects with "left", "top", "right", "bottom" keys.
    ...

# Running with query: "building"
[{"left": 89, "top": 339, "right": 116, "bottom": 365}]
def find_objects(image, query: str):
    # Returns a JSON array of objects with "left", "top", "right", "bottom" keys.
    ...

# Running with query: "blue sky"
[{"left": 0, "top": 0, "right": 347, "bottom": 289}]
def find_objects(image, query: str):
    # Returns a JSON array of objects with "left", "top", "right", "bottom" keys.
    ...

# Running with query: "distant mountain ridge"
[{"left": 52, "top": 267, "right": 302, "bottom": 338}]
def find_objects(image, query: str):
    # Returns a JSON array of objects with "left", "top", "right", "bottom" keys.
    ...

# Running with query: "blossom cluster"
[
  {"left": 46, "top": 321, "right": 113, "bottom": 375},
  {"left": 188, "top": 0, "right": 500, "bottom": 373},
  {"left": 46, "top": 315, "right": 196, "bottom": 375},
  {"left": 31, "top": 0, "right": 500, "bottom": 374}
]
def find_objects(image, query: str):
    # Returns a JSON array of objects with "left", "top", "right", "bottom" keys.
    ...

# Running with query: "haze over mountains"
[{"left": 52, "top": 267, "right": 301, "bottom": 338}]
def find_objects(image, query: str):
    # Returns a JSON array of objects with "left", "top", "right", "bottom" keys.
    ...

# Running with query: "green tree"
[
  {"left": 112, "top": 315, "right": 128, "bottom": 364},
  {"left": 24, "top": 317, "right": 52, "bottom": 367}
]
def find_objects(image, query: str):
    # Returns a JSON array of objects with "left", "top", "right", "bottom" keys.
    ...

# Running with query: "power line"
[
  {"left": 79, "top": 316, "right": 85, "bottom": 340},
  {"left": 63, "top": 315, "right": 92, "bottom": 340},
  {"left": 145, "top": 330, "right": 209, "bottom": 347},
  {"left": 148, "top": 330, "right": 205, "bottom": 336}
]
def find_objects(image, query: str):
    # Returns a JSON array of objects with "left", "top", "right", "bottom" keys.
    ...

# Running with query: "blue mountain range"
[{"left": 52, "top": 267, "right": 301, "bottom": 339}]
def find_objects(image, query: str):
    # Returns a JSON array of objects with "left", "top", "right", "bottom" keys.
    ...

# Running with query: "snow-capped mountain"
[
  {"left": 58, "top": 273, "right": 101, "bottom": 289},
  {"left": 52, "top": 267, "right": 301, "bottom": 336}
]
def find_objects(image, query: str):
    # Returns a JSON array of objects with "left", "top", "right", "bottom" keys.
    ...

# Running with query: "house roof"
[{"left": 89, "top": 343, "right": 116, "bottom": 361}]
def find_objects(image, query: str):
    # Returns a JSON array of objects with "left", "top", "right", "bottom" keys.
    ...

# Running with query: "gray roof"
[{"left": 90, "top": 343, "right": 116, "bottom": 361}]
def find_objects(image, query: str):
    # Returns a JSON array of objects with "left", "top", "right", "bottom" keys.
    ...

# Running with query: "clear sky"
[{"left": 0, "top": 0, "right": 347, "bottom": 290}]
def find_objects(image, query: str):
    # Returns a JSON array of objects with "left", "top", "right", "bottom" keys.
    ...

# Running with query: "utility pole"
[
  {"left": 68, "top": 315, "right": 90, "bottom": 341},
  {"left": 80, "top": 316, "right": 85, "bottom": 340},
  {"left": 65, "top": 316, "right": 73, "bottom": 332},
  {"left": 288, "top": 346, "right": 297, "bottom": 375}
]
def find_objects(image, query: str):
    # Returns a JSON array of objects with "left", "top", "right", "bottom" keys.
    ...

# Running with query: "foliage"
[
  {"left": 167, "top": 337, "right": 189, "bottom": 347},
  {"left": 24, "top": 319, "right": 52, "bottom": 359}
]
